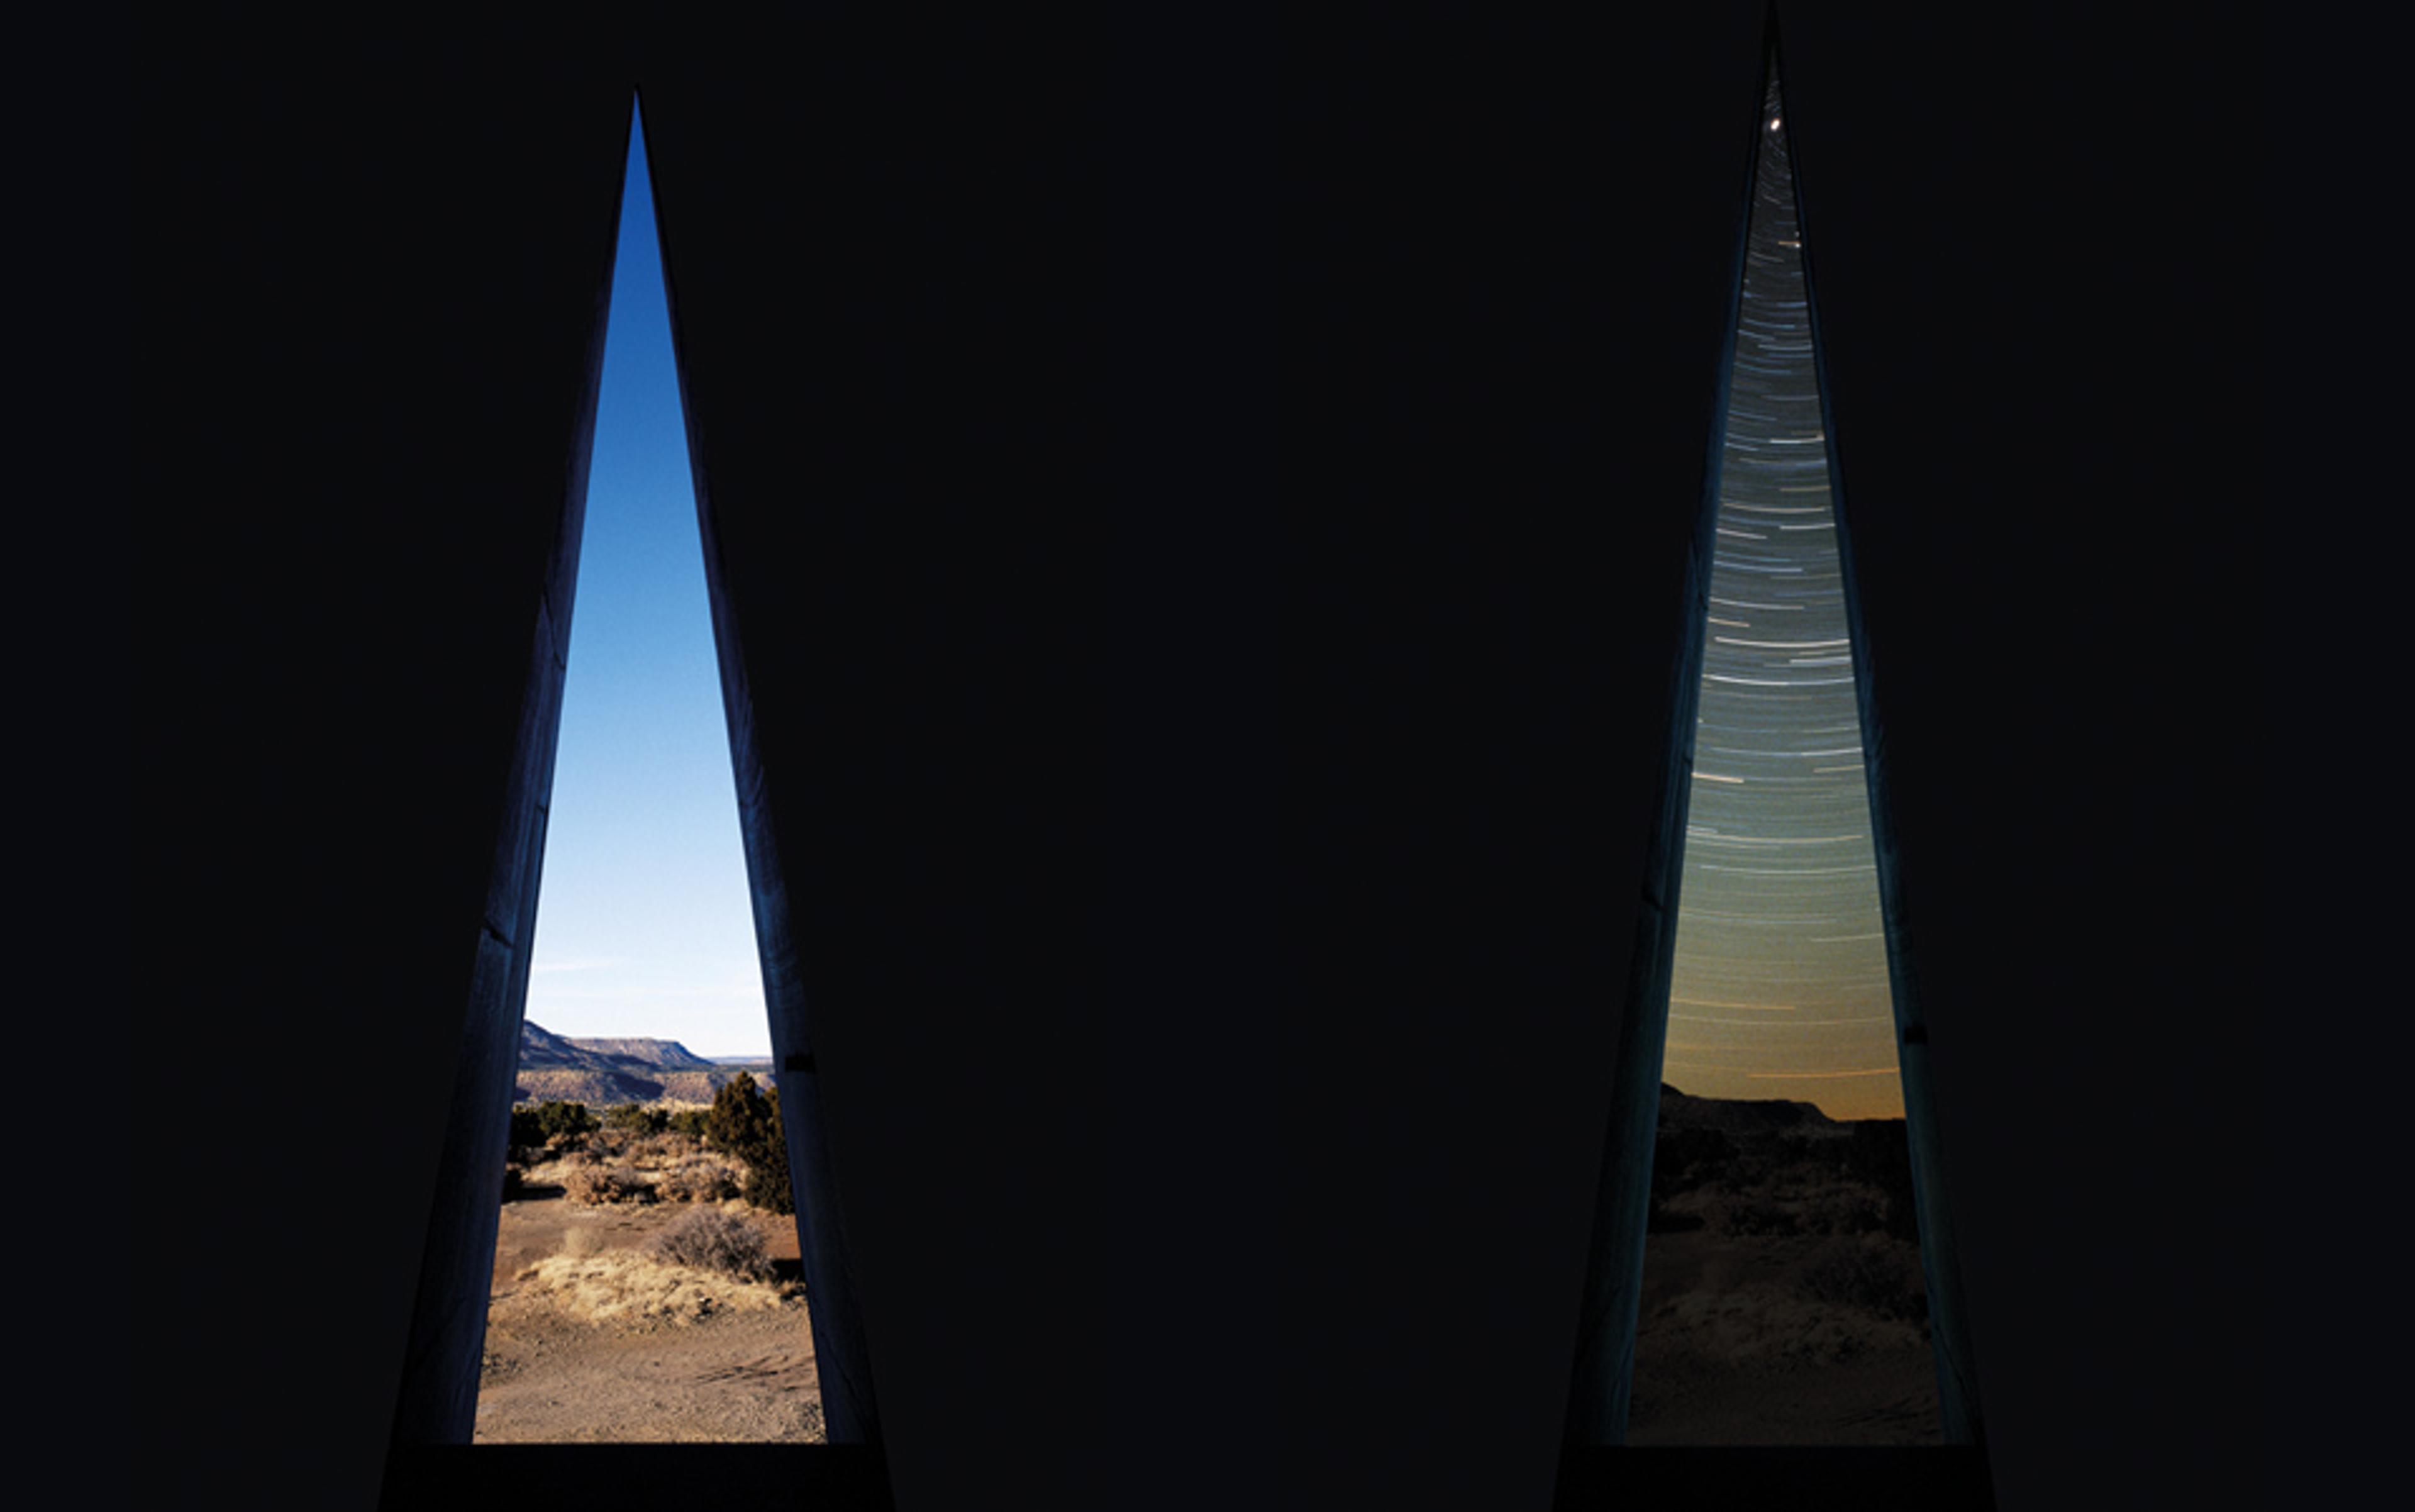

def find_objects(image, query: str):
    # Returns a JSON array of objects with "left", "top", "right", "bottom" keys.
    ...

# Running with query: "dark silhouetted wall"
[{"left": 140, "top": 6, "right": 2257, "bottom": 1511}]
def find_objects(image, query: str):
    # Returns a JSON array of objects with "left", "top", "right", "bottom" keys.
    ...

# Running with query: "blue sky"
[{"left": 523, "top": 108, "right": 770, "bottom": 1059}]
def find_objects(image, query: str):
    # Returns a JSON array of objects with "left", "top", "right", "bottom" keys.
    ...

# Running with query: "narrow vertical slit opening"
[
  {"left": 1569, "top": 19, "right": 1984, "bottom": 1456},
  {"left": 1623, "top": 53, "right": 1941, "bottom": 1447},
  {"left": 467, "top": 100, "right": 827, "bottom": 1446}
]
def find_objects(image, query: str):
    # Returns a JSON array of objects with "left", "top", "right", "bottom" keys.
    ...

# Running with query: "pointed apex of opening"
[{"left": 1757, "top": 5, "right": 1789, "bottom": 138}]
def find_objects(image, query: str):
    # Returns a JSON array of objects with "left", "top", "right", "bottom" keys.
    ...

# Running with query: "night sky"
[{"left": 1660, "top": 64, "right": 1902, "bottom": 1123}]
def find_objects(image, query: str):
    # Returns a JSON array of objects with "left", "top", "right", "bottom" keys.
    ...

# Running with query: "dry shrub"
[
  {"left": 1718, "top": 1198, "right": 1801, "bottom": 1237},
  {"left": 1806, "top": 1189, "right": 1887, "bottom": 1236},
  {"left": 1652, "top": 1127, "right": 1738, "bottom": 1194},
  {"left": 647, "top": 1204, "right": 775, "bottom": 1282},
  {"left": 1645, "top": 1193, "right": 1706, "bottom": 1233},
  {"left": 630, "top": 1131, "right": 703, "bottom": 1168},
  {"left": 557, "top": 1225, "right": 610, "bottom": 1259},
  {"left": 657, "top": 1157, "right": 741, "bottom": 1203},
  {"left": 511, "top": 1249, "right": 791, "bottom": 1327},
  {"left": 560, "top": 1164, "right": 653, "bottom": 1206},
  {"left": 1797, "top": 1236, "right": 1929, "bottom": 1323}
]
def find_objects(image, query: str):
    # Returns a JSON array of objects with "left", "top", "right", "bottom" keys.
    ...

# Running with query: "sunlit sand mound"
[{"left": 512, "top": 1249, "right": 802, "bottom": 1328}]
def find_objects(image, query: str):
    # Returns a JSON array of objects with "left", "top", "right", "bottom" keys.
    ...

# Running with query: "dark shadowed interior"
[{"left": 139, "top": 6, "right": 2259, "bottom": 1511}]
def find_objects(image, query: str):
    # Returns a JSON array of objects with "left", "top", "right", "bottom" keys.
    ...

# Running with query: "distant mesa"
[
  {"left": 1657, "top": 1082, "right": 1833, "bottom": 1134},
  {"left": 515, "top": 1019, "right": 767, "bottom": 1106}
]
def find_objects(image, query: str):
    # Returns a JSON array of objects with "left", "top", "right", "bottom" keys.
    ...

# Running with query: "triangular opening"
[
  {"left": 474, "top": 101, "right": 825, "bottom": 1445},
  {"left": 1623, "top": 43, "right": 1966, "bottom": 1447}
]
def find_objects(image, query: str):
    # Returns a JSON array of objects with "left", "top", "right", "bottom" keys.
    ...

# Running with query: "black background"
[{"left": 136, "top": 5, "right": 2261, "bottom": 1509}]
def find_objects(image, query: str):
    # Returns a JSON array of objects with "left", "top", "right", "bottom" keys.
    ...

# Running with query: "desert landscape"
[
  {"left": 473, "top": 1022, "right": 823, "bottom": 1443},
  {"left": 477, "top": 1030, "right": 1938, "bottom": 1445},
  {"left": 513, "top": 1016, "right": 775, "bottom": 1107},
  {"left": 1628, "top": 1085, "right": 1941, "bottom": 1445}
]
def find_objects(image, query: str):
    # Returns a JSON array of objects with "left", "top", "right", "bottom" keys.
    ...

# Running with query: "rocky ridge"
[{"left": 515, "top": 1020, "right": 767, "bottom": 1106}]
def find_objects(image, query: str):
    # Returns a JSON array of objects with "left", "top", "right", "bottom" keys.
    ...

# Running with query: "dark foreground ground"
[{"left": 1628, "top": 1087, "right": 1940, "bottom": 1445}]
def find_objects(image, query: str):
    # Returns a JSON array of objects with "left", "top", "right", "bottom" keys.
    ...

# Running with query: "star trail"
[{"left": 1660, "top": 64, "right": 1904, "bottom": 1122}]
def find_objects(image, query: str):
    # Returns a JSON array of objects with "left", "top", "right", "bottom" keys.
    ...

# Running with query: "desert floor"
[
  {"left": 474, "top": 1191, "right": 824, "bottom": 1443},
  {"left": 1626, "top": 1230, "right": 1940, "bottom": 1445}
]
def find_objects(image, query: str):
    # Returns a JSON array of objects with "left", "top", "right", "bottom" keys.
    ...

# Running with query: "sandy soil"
[
  {"left": 1621, "top": 1094, "right": 1943, "bottom": 1443},
  {"left": 473, "top": 1190, "right": 824, "bottom": 1443},
  {"left": 1627, "top": 1228, "right": 1938, "bottom": 1445}
]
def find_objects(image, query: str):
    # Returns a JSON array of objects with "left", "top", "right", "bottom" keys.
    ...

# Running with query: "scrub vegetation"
[{"left": 479, "top": 1085, "right": 821, "bottom": 1443}]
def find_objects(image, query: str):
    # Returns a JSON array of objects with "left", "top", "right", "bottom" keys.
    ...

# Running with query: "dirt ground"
[
  {"left": 1626, "top": 1229, "right": 1939, "bottom": 1445},
  {"left": 473, "top": 1190, "right": 825, "bottom": 1443}
]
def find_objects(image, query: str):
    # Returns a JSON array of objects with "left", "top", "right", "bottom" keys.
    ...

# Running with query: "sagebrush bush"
[
  {"left": 630, "top": 1131, "right": 702, "bottom": 1167},
  {"left": 1719, "top": 1199, "right": 1800, "bottom": 1237},
  {"left": 560, "top": 1164, "right": 653, "bottom": 1206},
  {"left": 1797, "top": 1237, "right": 1928, "bottom": 1323},
  {"left": 647, "top": 1204, "right": 774, "bottom": 1282},
  {"left": 657, "top": 1158, "right": 741, "bottom": 1204},
  {"left": 1813, "top": 1192, "right": 1887, "bottom": 1236}
]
